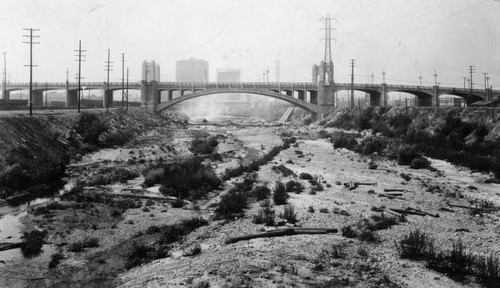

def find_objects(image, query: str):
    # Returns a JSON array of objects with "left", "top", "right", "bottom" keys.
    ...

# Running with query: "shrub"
[
  {"left": 395, "top": 229, "right": 435, "bottom": 259},
  {"left": 86, "top": 167, "right": 139, "bottom": 186},
  {"left": 142, "top": 167, "right": 165, "bottom": 187},
  {"left": 308, "top": 206, "right": 315, "bottom": 213},
  {"left": 21, "top": 230, "right": 48, "bottom": 257},
  {"left": 341, "top": 225, "right": 357, "bottom": 238},
  {"left": 319, "top": 208, "right": 329, "bottom": 213},
  {"left": 126, "top": 242, "right": 170, "bottom": 269},
  {"left": 190, "top": 136, "right": 219, "bottom": 155},
  {"left": 171, "top": 198, "right": 184, "bottom": 208},
  {"left": 273, "top": 181, "right": 289, "bottom": 205},
  {"left": 271, "top": 164, "right": 296, "bottom": 177},
  {"left": 357, "top": 230, "right": 378, "bottom": 242},
  {"left": 48, "top": 252, "right": 65, "bottom": 268},
  {"left": 182, "top": 217, "right": 209, "bottom": 231},
  {"left": 397, "top": 144, "right": 420, "bottom": 166},
  {"left": 410, "top": 157, "right": 431, "bottom": 169},
  {"left": 67, "top": 237, "right": 99, "bottom": 252},
  {"left": 214, "top": 189, "right": 248, "bottom": 219},
  {"left": 251, "top": 185, "right": 271, "bottom": 201},
  {"left": 298, "top": 172, "right": 313, "bottom": 180},
  {"left": 159, "top": 157, "right": 221, "bottom": 200},
  {"left": 252, "top": 207, "right": 275, "bottom": 226},
  {"left": 101, "top": 130, "right": 134, "bottom": 147},
  {"left": 259, "top": 198, "right": 272, "bottom": 208},
  {"left": 356, "top": 136, "right": 387, "bottom": 155},
  {"left": 183, "top": 244, "right": 202, "bottom": 257},
  {"left": 313, "top": 243, "right": 347, "bottom": 271},
  {"left": 330, "top": 131, "right": 358, "bottom": 150},
  {"left": 75, "top": 112, "right": 108, "bottom": 145},
  {"left": 285, "top": 180, "right": 304, "bottom": 194},
  {"left": 281, "top": 204, "right": 298, "bottom": 224}
]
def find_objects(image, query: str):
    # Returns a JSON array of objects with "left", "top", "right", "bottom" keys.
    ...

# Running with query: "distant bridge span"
[
  {"left": 156, "top": 88, "right": 320, "bottom": 114},
  {"left": 3, "top": 81, "right": 499, "bottom": 119}
]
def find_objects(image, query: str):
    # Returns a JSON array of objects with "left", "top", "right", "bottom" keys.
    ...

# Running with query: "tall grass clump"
[
  {"left": 273, "top": 181, "right": 289, "bottom": 205},
  {"left": 281, "top": 204, "right": 298, "bottom": 223},
  {"left": 395, "top": 229, "right": 435, "bottom": 259}
]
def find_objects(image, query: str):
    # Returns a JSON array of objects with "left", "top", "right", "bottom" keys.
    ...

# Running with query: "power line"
[{"left": 23, "top": 28, "right": 40, "bottom": 116}]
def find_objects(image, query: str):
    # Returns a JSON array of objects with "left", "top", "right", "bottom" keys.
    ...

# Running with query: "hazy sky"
[{"left": 1, "top": 0, "right": 500, "bottom": 88}]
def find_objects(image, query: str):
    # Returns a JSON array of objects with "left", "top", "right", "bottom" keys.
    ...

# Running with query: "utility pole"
[
  {"left": 2, "top": 52, "right": 6, "bottom": 101},
  {"left": 463, "top": 77, "right": 467, "bottom": 89},
  {"left": 419, "top": 73, "right": 422, "bottom": 87},
  {"left": 104, "top": 49, "right": 113, "bottom": 110},
  {"left": 483, "top": 72, "right": 488, "bottom": 90},
  {"left": 45, "top": 82, "right": 48, "bottom": 107},
  {"left": 469, "top": 66, "right": 475, "bottom": 105},
  {"left": 434, "top": 70, "right": 438, "bottom": 86},
  {"left": 126, "top": 67, "right": 129, "bottom": 111},
  {"left": 66, "top": 68, "right": 69, "bottom": 83},
  {"left": 371, "top": 71, "right": 374, "bottom": 84},
  {"left": 266, "top": 67, "right": 269, "bottom": 84},
  {"left": 275, "top": 60, "right": 280, "bottom": 83},
  {"left": 74, "top": 40, "right": 86, "bottom": 113},
  {"left": 350, "top": 59, "right": 355, "bottom": 108},
  {"left": 121, "top": 53, "right": 125, "bottom": 110},
  {"left": 382, "top": 68, "right": 386, "bottom": 84},
  {"left": 23, "top": 28, "right": 40, "bottom": 116}
]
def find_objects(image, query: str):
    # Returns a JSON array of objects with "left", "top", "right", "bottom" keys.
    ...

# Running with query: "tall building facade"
[
  {"left": 176, "top": 58, "right": 209, "bottom": 82},
  {"left": 216, "top": 69, "right": 241, "bottom": 82},
  {"left": 142, "top": 60, "right": 160, "bottom": 81}
]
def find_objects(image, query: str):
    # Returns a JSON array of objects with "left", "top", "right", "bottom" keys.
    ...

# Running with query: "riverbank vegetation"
[{"left": 321, "top": 107, "right": 500, "bottom": 180}]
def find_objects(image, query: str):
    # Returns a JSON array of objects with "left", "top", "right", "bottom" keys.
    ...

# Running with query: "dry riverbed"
[{"left": 3, "top": 119, "right": 500, "bottom": 288}]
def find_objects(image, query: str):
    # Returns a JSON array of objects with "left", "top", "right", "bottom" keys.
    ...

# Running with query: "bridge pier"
[
  {"left": 103, "top": 90, "right": 113, "bottom": 109},
  {"left": 141, "top": 80, "right": 159, "bottom": 113},
  {"left": 66, "top": 89, "right": 78, "bottom": 107},
  {"left": 380, "top": 84, "right": 388, "bottom": 107},
  {"left": 2, "top": 89, "right": 9, "bottom": 101},
  {"left": 317, "top": 82, "right": 335, "bottom": 106},
  {"left": 33, "top": 90, "right": 44, "bottom": 107},
  {"left": 432, "top": 86, "right": 440, "bottom": 107},
  {"left": 297, "top": 90, "right": 305, "bottom": 101}
]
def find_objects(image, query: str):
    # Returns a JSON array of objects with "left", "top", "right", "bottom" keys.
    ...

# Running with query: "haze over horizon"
[{"left": 1, "top": 0, "right": 500, "bottom": 89}]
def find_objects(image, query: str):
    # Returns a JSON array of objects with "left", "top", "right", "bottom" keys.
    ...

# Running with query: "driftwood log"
[
  {"left": 226, "top": 228, "right": 338, "bottom": 244},
  {"left": 383, "top": 188, "right": 406, "bottom": 192},
  {"left": 0, "top": 242, "right": 23, "bottom": 252}
]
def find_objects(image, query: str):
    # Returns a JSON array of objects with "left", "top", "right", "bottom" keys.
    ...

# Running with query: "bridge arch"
[
  {"left": 388, "top": 89, "right": 433, "bottom": 107},
  {"left": 156, "top": 88, "right": 320, "bottom": 117}
]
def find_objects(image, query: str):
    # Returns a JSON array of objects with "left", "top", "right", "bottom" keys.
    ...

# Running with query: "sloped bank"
[{"left": 0, "top": 109, "right": 184, "bottom": 203}]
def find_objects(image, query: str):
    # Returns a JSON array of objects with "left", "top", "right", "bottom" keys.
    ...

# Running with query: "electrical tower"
[
  {"left": 23, "top": 28, "right": 40, "bottom": 116},
  {"left": 434, "top": 70, "right": 438, "bottom": 86},
  {"left": 350, "top": 59, "right": 355, "bottom": 108},
  {"left": 104, "top": 49, "right": 113, "bottom": 110},
  {"left": 74, "top": 40, "right": 86, "bottom": 113},
  {"left": 320, "top": 15, "right": 335, "bottom": 84}
]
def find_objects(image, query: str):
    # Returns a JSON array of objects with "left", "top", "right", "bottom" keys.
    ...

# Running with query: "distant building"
[
  {"left": 176, "top": 58, "right": 208, "bottom": 82},
  {"left": 142, "top": 61, "right": 160, "bottom": 82},
  {"left": 217, "top": 69, "right": 241, "bottom": 82}
]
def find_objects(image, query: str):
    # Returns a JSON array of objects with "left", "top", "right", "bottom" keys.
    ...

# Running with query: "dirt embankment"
[{"left": 0, "top": 109, "right": 185, "bottom": 199}]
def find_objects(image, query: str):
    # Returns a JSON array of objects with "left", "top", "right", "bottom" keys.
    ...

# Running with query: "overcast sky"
[{"left": 1, "top": 0, "right": 500, "bottom": 88}]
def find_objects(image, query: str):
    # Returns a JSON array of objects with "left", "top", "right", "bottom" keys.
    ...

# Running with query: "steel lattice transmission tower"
[{"left": 320, "top": 15, "right": 335, "bottom": 84}]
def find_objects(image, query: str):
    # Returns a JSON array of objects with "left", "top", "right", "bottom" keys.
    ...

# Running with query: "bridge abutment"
[
  {"left": 141, "top": 81, "right": 159, "bottom": 113},
  {"left": 33, "top": 90, "right": 44, "bottom": 106},
  {"left": 66, "top": 90, "right": 78, "bottom": 107}
]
